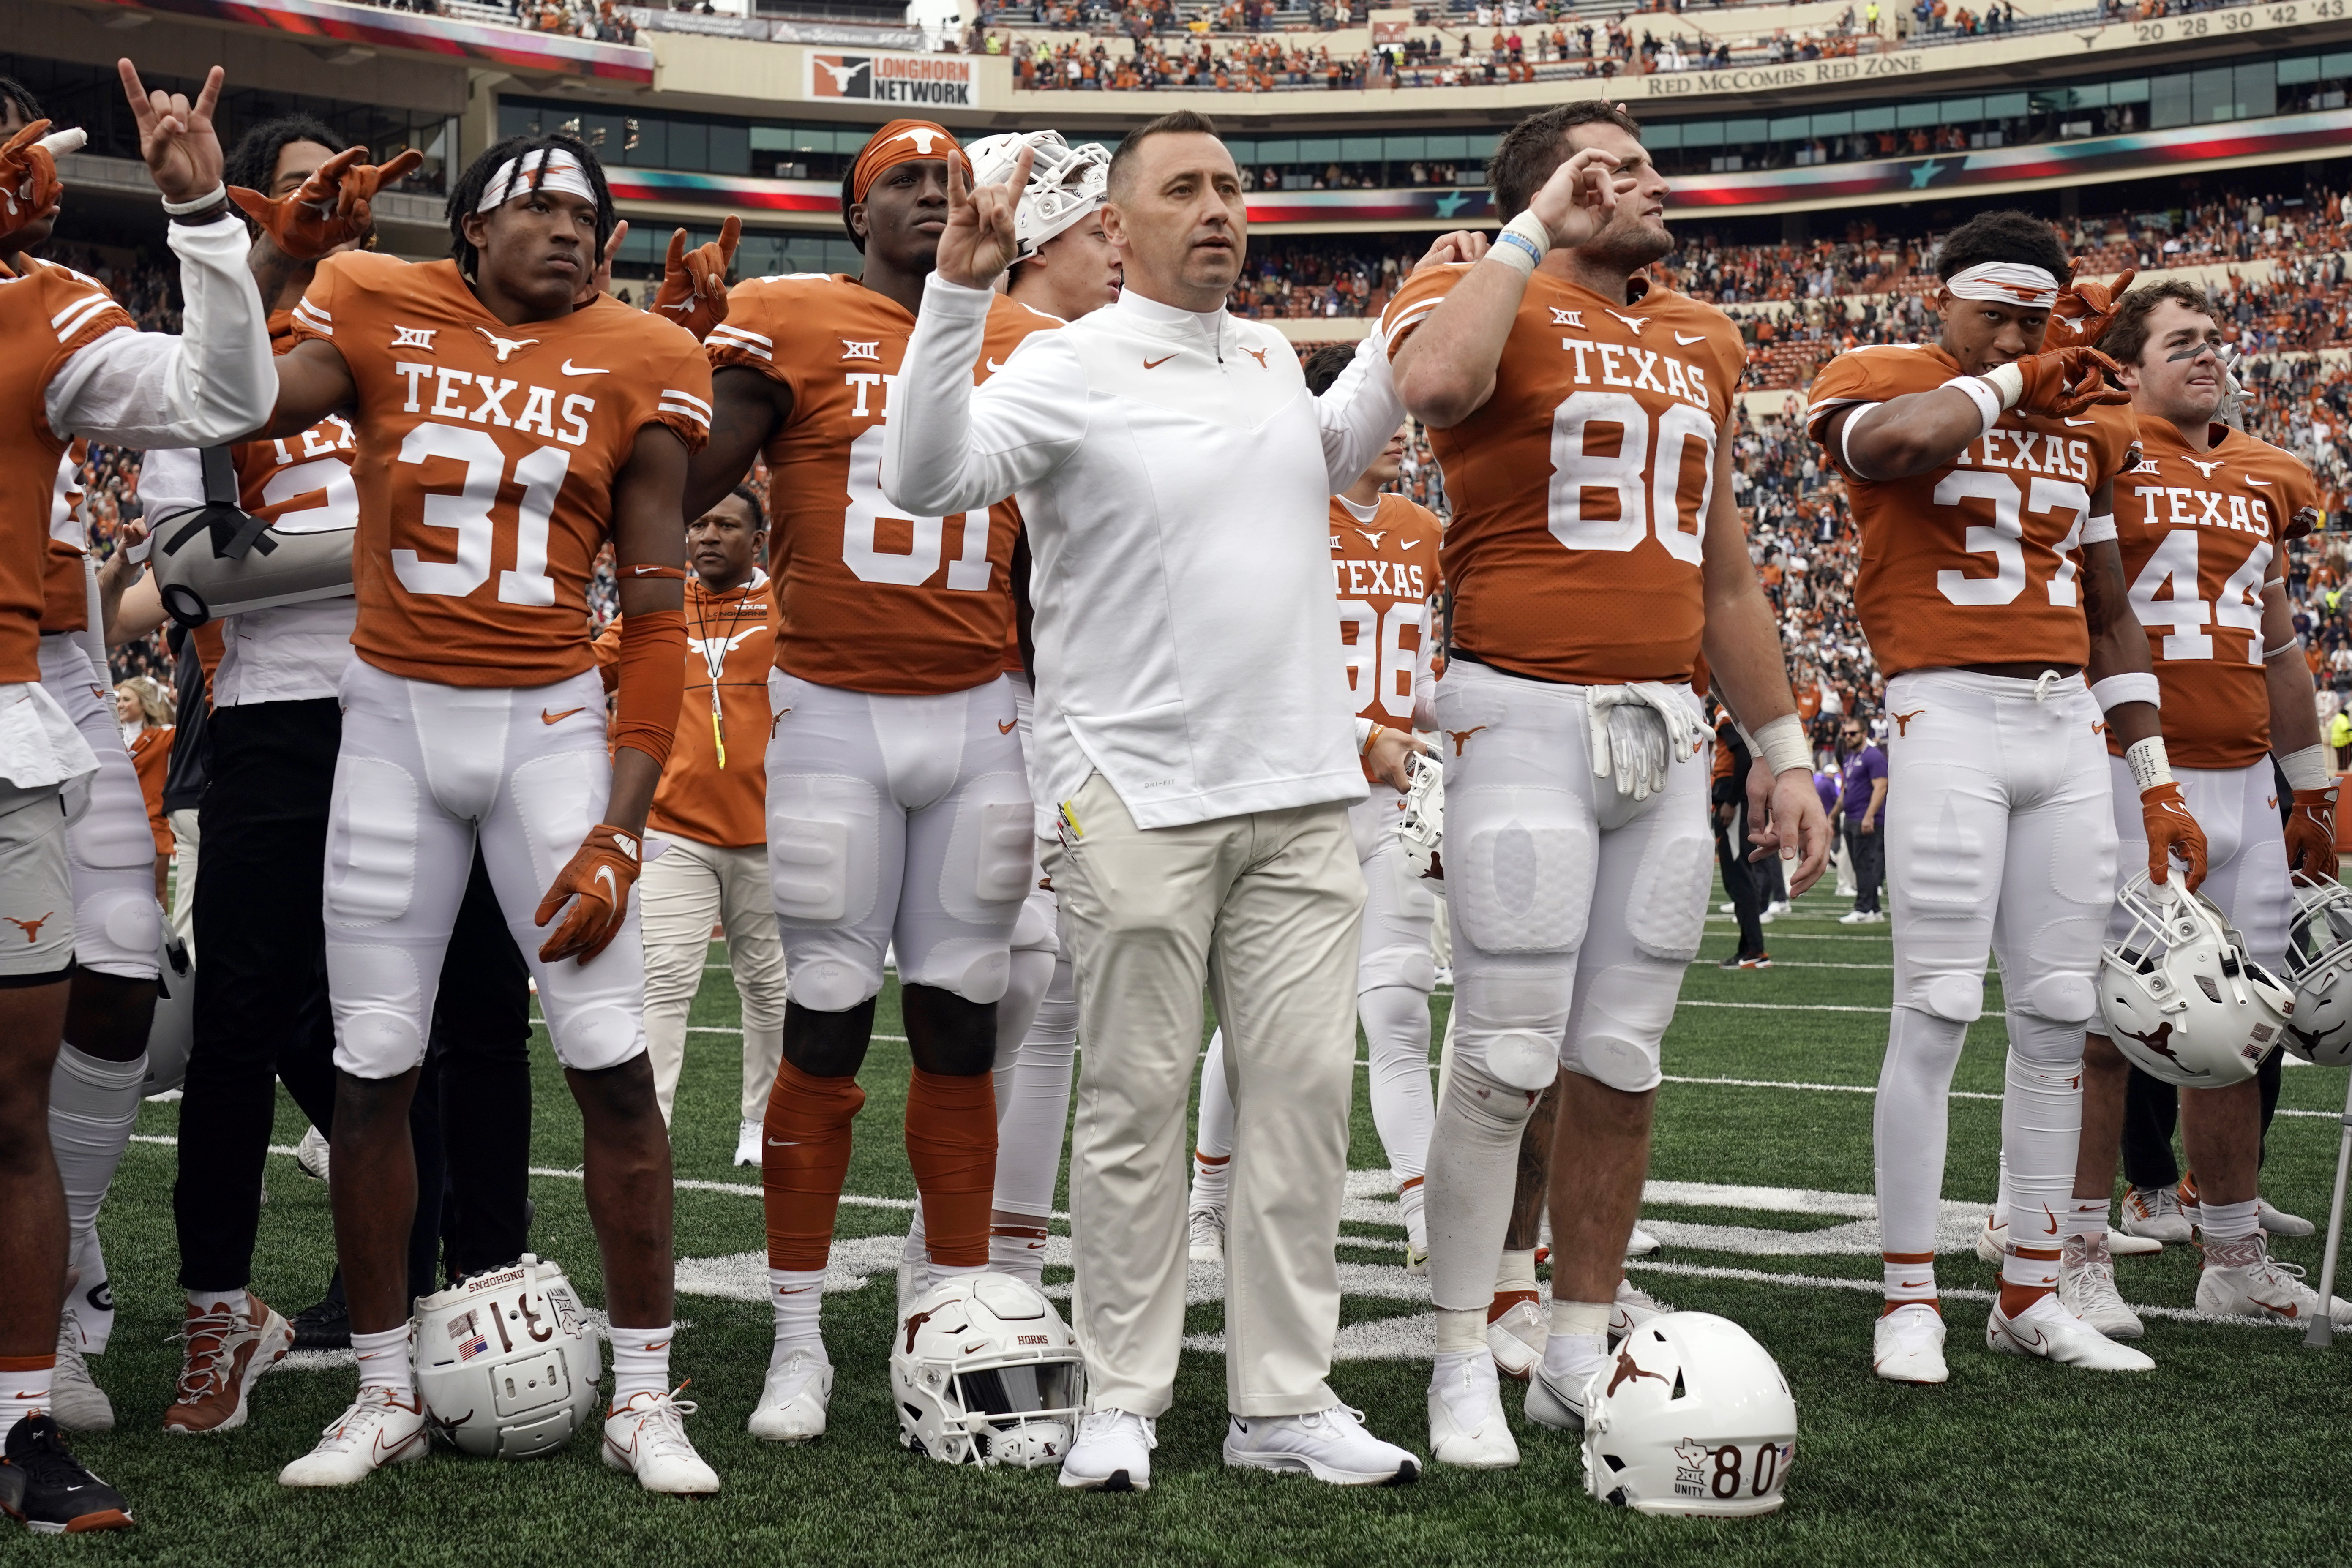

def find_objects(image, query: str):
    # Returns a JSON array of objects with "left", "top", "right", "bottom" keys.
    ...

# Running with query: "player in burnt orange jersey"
[
  {"left": 685, "top": 120, "right": 1061, "bottom": 1445},
  {"left": 1385, "top": 103, "right": 1829, "bottom": 1471},
  {"left": 1806, "top": 210, "right": 2206, "bottom": 1383},
  {"left": 259, "top": 136, "right": 717, "bottom": 1493}
]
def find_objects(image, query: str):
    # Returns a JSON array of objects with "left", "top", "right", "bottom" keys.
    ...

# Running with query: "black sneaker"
[
  {"left": 289, "top": 1292, "right": 351, "bottom": 1353},
  {"left": 1, "top": 1414, "right": 132, "bottom": 1534}
]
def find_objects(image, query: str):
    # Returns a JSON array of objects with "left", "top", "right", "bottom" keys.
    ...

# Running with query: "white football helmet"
[
  {"left": 965, "top": 130, "right": 1112, "bottom": 262},
  {"left": 2284, "top": 876, "right": 2352, "bottom": 1065},
  {"left": 2099, "top": 871, "right": 2293, "bottom": 1087},
  {"left": 415, "top": 1255, "right": 603, "bottom": 1460},
  {"left": 142, "top": 933, "right": 194, "bottom": 1097},
  {"left": 1582, "top": 1311, "right": 1797, "bottom": 1518},
  {"left": 1396, "top": 748, "right": 1443, "bottom": 879},
  {"left": 891, "top": 1273, "right": 1085, "bottom": 1468}
]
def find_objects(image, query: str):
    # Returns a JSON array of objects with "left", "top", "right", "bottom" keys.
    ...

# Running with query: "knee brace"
[
  {"left": 1563, "top": 960, "right": 1679, "bottom": 1093},
  {"left": 903, "top": 983, "right": 999, "bottom": 1078}
]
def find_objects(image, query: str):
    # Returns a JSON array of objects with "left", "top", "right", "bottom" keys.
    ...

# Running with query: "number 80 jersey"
[
  {"left": 1806, "top": 343, "right": 2140, "bottom": 677},
  {"left": 287, "top": 252, "right": 713, "bottom": 688}
]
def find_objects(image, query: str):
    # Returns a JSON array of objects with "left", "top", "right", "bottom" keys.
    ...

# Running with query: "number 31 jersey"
[
  {"left": 1380, "top": 266, "right": 1745, "bottom": 686},
  {"left": 287, "top": 252, "right": 712, "bottom": 688},
  {"left": 1806, "top": 343, "right": 2140, "bottom": 677}
]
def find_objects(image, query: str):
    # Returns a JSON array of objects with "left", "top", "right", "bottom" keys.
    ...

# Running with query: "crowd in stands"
[{"left": 349, "top": 0, "right": 645, "bottom": 41}]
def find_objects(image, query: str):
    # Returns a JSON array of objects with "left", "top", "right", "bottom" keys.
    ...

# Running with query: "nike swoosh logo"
[
  {"left": 2269, "top": 796, "right": 2279, "bottom": 809},
  {"left": 2008, "top": 1324, "right": 2047, "bottom": 1350},
  {"left": 1143, "top": 355, "right": 1176, "bottom": 370},
  {"left": 1898, "top": 1279, "right": 1931, "bottom": 1288},
  {"left": 2246, "top": 477, "right": 2273, "bottom": 486},
  {"left": 542, "top": 707, "right": 585, "bottom": 725},
  {"left": 2252, "top": 1298, "right": 2300, "bottom": 1318},
  {"left": 1673, "top": 331, "right": 1706, "bottom": 345},
  {"left": 593, "top": 866, "right": 617, "bottom": 904},
  {"left": 986, "top": 358, "right": 1007, "bottom": 372},
  {"left": 767, "top": 1137, "right": 799, "bottom": 1146},
  {"left": 2063, "top": 417, "right": 2096, "bottom": 426},
  {"left": 998, "top": 718, "right": 1017, "bottom": 734},
  {"left": 561, "top": 359, "right": 608, "bottom": 376}
]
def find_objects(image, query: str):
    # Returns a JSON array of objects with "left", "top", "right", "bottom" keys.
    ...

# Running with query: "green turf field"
[{"left": 55, "top": 881, "right": 2352, "bottom": 1567}]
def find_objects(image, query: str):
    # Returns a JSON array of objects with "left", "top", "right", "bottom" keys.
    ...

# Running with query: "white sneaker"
[
  {"left": 50, "top": 1315, "right": 112, "bottom": 1433},
  {"left": 1872, "top": 1303, "right": 1948, "bottom": 1384},
  {"left": 747, "top": 1344, "right": 832, "bottom": 1442},
  {"left": 2258, "top": 1198, "right": 2317, "bottom": 1238},
  {"left": 1522, "top": 1360, "right": 1592, "bottom": 1431},
  {"left": 1765, "top": 899, "right": 1792, "bottom": 917},
  {"left": 1187, "top": 1206, "right": 1225, "bottom": 1265},
  {"left": 1838, "top": 909, "right": 1870, "bottom": 925},
  {"left": 1609, "top": 1277, "right": 1667, "bottom": 1344},
  {"left": 1757, "top": 909, "right": 1776, "bottom": 925},
  {"left": 1975, "top": 1211, "right": 2006, "bottom": 1266},
  {"left": 732, "top": 1119, "right": 761, "bottom": 1168},
  {"left": 1485, "top": 1294, "right": 1547, "bottom": 1381},
  {"left": 1986, "top": 1293, "right": 2155, "bottom": 1371},
  {"left": 2195, "top": 1235, "right": 2352, "bottom": 1326},
  {"left": 1059, "top": 1408, "right": 1155, "bottom": 1492},
  {"left": 2120, "top": 1184, "right": 2192, "bottom": 1244},
  {"left": 603, "top": 1388, "right": 720, "bottom": 1494},
  {"left": 1718, "top": 900, "right": 1736, "bottom": 914},
  {"left": 1403, "top": 1243, "right": 1428, "bottom": 1276},
  {"left": 2058, "top": 1235, "right": 2143, "bottom": 1339},
  {"left": 2108, "top": 1227, "right": 2162, "bottom": 1257},
  {"left": 1624, "top": 1225, "right": 1660, "bottom": 1258},
  {"left": 277, "top": 1386, "right": 429, "bottom": 1487},
  {"left": 294, "top": 1126, "right": 330, "bottom": 1182},
  {"left": 1223, "top": 1403, "right": 1419, "bottom": 1485},
  {"left": 1427, "top": 1351, "right": 1517, "bottom": 1469}
]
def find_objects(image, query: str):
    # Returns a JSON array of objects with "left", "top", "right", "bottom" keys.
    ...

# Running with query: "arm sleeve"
[
  {"left": 45, "top": 215, "right": 277, "bottom": 449},
  {"left": 881, "top": 272, "right": 1087, "bottom": 517},
  {"left": 1315, "top": 329, "right": 1408, "bottom": 493},
  {"left": 590, "top": 616, "right": 624, "bottom": 694},
  {"left": 135, "top": 447, "right": 204, "bottom": 524}
]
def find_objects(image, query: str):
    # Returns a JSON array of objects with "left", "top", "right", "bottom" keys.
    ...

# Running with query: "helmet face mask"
[
  {"left": 2098, "top": 872, "right": 2290, "bottom": 1087},
  {"left": 2285, "top": 876, "right": 2352, "bottom": 1064},
  {"left": 965, "top": 130, "right": 1112, "bottom": 262},
  {"left": 892, "top": 1273, "right": 1087, "bottom": 1469}
]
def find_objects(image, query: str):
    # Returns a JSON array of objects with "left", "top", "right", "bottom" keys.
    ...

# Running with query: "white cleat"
[
  {"left": 1986, "top": 1293, "right": 2155, "bottom": 1371},
  {"left": 1624, "top": 1226, "right": 1660, "bottom": 1258},
  {"left": 1187, "top": 1207, "right": 1225, "bottom": 1266},
  {"left": 1609, "top": 1278, "right": 1667, "bottom": 1345},
  {"left": 1485, "top": 1293, "right": 1547, "bottom": 1381},
  {"left": 1975, "top": 1212, "right": 2006, "bottom": 1267},
  {"left": 2058, "top": 1235, "right": 2144, "bottom": 1339},
  {"left": 2195, "top": 1235, "right": 2352, "bottom": 1326},
  {"left": 603, "top": 1388, "right": 720, "bottom": 1495},
  {"left": 2107, "top": 1227, "right": 2162, "bottom": 1257},
  {"left": 49, "top": 1316, "right": 113, "bottom": 1433},
  {"left": 1873, "top": 1303, "right": 1949, "bottom": 1384},
  {"left": 277, "top": 1386, "right": 429, "bottom": 1487},
  {"left": 1223, "top": 1403, "right": 1420, "bottom": 1486},
  {"left": 1059, "top": 1408, "right": 1155, "bottom": 1492},
  {"left": 2258, "top": 1198, "right": 2316, "bottom": 1238},
  {"left": 1765, "top": 900, "right": 1792, "bottom": 917},
  {"left": 1426, "top": 1351, "right": 1518, "bottom": 1470},
  {"left": 2120, "top": 1184, "right": 2193, "bottom": 1245},
  {"left": 732, "top": 1119, "right": 761, "bottom": 1168},
  {"left": 1522, "top": 1361, "right": 1591, "bottom": 1431},
  {"left": 1403, "top": 1243, "right": 1429, "bottom": 1277},
  {"left": 294, "top": 1126, "right": 330, "bottom": 1182},
  {"left": 747, "top": 1344, "right": 832, "bottom": 1442}
]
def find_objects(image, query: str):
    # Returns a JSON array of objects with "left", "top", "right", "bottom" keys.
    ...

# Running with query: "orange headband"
[{"left": 849, "top": 120, "right": 969, "bottom": 205}]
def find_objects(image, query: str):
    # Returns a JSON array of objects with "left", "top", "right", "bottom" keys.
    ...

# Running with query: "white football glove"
[
  {"left": 1588, "top": 683, "right": 1708, "bottom": 803},
  {"left": 1397, "top": 750, "right": 1444, "bottom": 879}
]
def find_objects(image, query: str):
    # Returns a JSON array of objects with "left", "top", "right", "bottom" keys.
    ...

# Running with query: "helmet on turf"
[
  {"left": 1581, "top": 1311, "right": 1797, "bottom": 1518},
  {"left": 1396, "top": 749, "right": 1443, "bottom": 880},
  {"left": 415, "top": 1255, "right": 603, "bottom": 1459},
  {"left": 2284, "top": 875, "right": 2352, "bottom": 1065},
  {"left": 964, "top": 131, "right": 1111, "bottom": 262},
  {"left": 142, "top": 933, "right": 194, "bottom": 1097},
  {"left": 2098, "top": 872, "right": 2292, "bottom": 1087},
  {"left": 891, "top": 1272, "right": 1085, "bottom": 1468}
]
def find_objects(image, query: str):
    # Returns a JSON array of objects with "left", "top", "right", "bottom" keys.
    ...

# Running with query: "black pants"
[
  {"left": 174, "top": 699, "right": 532, "bottom": 1295},
  {"left": 2120, "top": 1050, "right": 2285, "bottom": 1192},
  {"left": 1844, "top": 821, "right": 1885, "bottom": 914},
  {"left": 1715, "top": 808, "right": 1765, "bottom": 958}
]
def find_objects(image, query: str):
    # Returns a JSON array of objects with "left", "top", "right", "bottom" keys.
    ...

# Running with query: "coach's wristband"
[
  {"left": 1755, "top": 713, "right": 1812, "bottom": 775},
  {"left": 2080, "top": 513, "right": 2118, "bottom": 545},
  {"left": 2090, "top": 672, "right": 2160, "bottom": 714},
  {"left": 2125, "top": 735, "right": 2174, "bottom": 794},
  {"left": 1941, "top": 375, "right": 2002, "bottom": 438},
  {"left": 2280, "top": 743, "right": 2334, "bottom": 794}
]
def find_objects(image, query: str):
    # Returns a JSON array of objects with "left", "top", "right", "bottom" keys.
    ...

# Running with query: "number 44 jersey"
[
  {"left": 287, "top": 251, "right": 713, "bottom": 687},
  {"left": 1806, "top": 343, "right": 2140, "bottom": 676}
]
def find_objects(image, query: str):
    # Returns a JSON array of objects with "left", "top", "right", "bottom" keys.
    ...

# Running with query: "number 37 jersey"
[
  {"left": 287, "top": 252, "right": 712, "bottom": 687},
  {"left": 1807, "top": 343, "right": 2140, "bottom": 678}
]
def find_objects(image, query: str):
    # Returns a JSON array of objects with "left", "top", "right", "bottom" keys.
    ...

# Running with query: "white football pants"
[
  {"left": 639, "top": 833, "right": 786, "bottom": 1125},
  {"left": 2103, "top": 755, "right": 2287, "bottom": 972},
  {"left": 38, "top": 635, "right": 159, "bottom": 979}
]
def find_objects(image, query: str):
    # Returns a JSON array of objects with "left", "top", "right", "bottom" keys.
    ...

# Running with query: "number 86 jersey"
[
  {"left": 1806, "top": 343, "right": 2140, "bottom": 677},
  {"left": 287, "top": 251, "right": 713, "bottom": 687}
]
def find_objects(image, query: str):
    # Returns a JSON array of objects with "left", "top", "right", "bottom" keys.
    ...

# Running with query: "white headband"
[
  {"left": 477, "top": 148, "right": 598, "bottom": 214},
  {"left": 1945, "top": 261, "right": 2060, "bottom": 309}
]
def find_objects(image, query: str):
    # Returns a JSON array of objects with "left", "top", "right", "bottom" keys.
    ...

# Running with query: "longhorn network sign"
[{"left": 805, "top": 49, "right": 978, "bottom": 107}]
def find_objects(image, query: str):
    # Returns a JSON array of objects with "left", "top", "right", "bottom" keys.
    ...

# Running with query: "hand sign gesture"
[
  {"left": 1526, "top": 145, "right": 1633, "bottom": 252},
  {"left": 936, "top": 143, "right": 1031, "bottom": 291},
  {"left": 0, "top": 119, "right": 65, "bottom": 248},
  {"left": 576, "top": 218, "right": 629, "bottom": 307},
  {"left": 654, "top": 214, "right": 740, "bottom": 341},
  {"left": 116, "top": 58, "right": 226, "bottom": 207},
  {"left": 230, "top": 144, "right": 426, "bottom": 260}
]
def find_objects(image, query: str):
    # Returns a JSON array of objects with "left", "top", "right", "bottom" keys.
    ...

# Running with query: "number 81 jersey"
[
  {"left": 1807, "top": 343, "right": 2139, "bottom": 677},
  {"left": 1380, "top": 266, "right": 1745, "bottom": 685},
  {"left": 287, "top": 251, "right": 713, "bottom": 687}
]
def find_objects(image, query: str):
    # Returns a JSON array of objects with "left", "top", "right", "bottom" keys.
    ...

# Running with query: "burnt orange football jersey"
[
  {"left": 2116, "top": 417, "right": 2319, "bottom": 769},
  {"left": 287, "top": 253, "right": 712, "bottom": 688},
  {"left": 237, "top": 311, "right": 360, "bottom": 536},
  {"left": 1, "top": 261, "right": 135, "bottom": 682},
  {"left": 593, "top": 571, "right": 772, "bottom": 848},
  {"left": 709, "top": 275, "right": 1056, "bottom": 695},
  {"left": 42, "top": 438, "right": 90, "bottom": 635},
  {"left": 1382, "top": 266, "right": 1744, "bottom": 686},
  {"left": 1333, "top": 492, "right": 1440, "bottom": 728},
  {"left": 1807, "top": 343, "right": 2140, "bottom": 677}
]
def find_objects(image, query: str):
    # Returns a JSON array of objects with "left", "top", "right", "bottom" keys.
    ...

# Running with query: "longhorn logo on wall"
[{"left": 805, "top": 50, "right": 978, "bottom": 106}]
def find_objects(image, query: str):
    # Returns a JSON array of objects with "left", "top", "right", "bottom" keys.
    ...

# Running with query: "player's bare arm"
[
  {"left": 262, "top": 335, "right": 358, "bottom": 437},
  {"left": 2262, "top": 576, "right": 2337, "bottom": 878},
  {"left": 684, "top": 367, "right": 789, "bottom": 523}
]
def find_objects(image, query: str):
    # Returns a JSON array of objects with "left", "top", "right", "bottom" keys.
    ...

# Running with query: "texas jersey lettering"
[
  {"left": 709, "top": 274, "right": 1057, "bottom": 694},
  {"left": 2118, "top": 417, "right": 2319, "bottom": 768},
  {"left": 1332, "top": 491, "right": 1439, "bottom": 732},
  {"left": 286, "top": 251, "right": 712, "bottom": 685},
  {"left": 1807, "top": 343, "right": 2140, "bottom": 676},
  {"left": 1381, "top": 267, "right": 1744, "bottom": 685}
]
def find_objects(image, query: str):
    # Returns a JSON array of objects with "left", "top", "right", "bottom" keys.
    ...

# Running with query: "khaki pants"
[
  {"left": 1045, "top": 773, "right": 1363, "bottom": 1418},
  {"left": 640, "top": 832, "right": 787, "bottom": 1126},
  {"left": 167, "top": 806, "right": 200, "bottom": 960}
]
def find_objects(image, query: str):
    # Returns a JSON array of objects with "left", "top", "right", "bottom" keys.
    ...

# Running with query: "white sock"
[
  {"left": 49, "top": 1043, "right": 147, "bottom": 1254},
  {"left": 2199, "top": 1197, "right": 2259, "bottom": 1246},
  {"left": 769, "top": 1267, "right": 826, "bottom": 1356},
  {"left": 1496, "top": 1247, "right": 1538, "bottom": 1297},
  {"left": 1540, "top": 1299, "right": 1610, "bottom": 1388},
  {"left": 2065, "top": 1197, "right": 2108, "bottom": 1243},
  {"left": 989, "top": 1212, "right": 1050, "bottom": 1285},
  {"left": 1881, "top": 1257, "right": 1938, "bottom": 1304},
  {"left": 351, "top": 1325, "right": 412, "bottom": 1395},
  {"left": 609, "top": 1324, "right": 673, "bottom": 1405},
  {"left": 186, "top": 1287, "right": 249, "bottom": 1317},
  {"left": 1397, "top": 1177, "right": 1427, "bottom": 1255},
  {"left": 1434, "top": 1306, "right": 1485, "bottom": 1355},
  {"left": 0, "top": 1358, "right": 53, "bottom": 1438},
  {"left": 931, "top": 1263, "right": 986, "bottom": 1281},
  {"left": 1192, "top": 1028, "right": 1235, "bottom": 1213}
]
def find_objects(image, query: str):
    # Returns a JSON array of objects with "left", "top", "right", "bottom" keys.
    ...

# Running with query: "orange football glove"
[
  {"left": 0, "top": 118, "right": 65, "bottom": 249},
  {"left": 535, "top": 824, "right": 644, "bottom": 965},
  {"left": 2140, "top": 781, "right": 2208, "bottom": 892},
  {"left": 2050, "top": 265, "right": 2135, "bottom": 348},
  {"left": 2013, "top": 345, "right": 2131, "bottom": 420},
  {"left": 653, "top": 215, "right": 739, "bottom": 341},
  {"left": 2287, "top": 786, "right": 2340, "bottom": 883},
  {"left": 229, "top": 145, "right": 424, "bottom": 261}
]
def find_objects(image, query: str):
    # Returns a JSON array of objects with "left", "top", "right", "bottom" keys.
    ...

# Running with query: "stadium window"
[
  {"left": 1341, "top": 136, "right": 1382, "bottom": 160},
  {"left": 1724, "top": 117, "right": 1767, "bottom": 144},
  {"left": 2109, "top": 78, "right": 2150, "bottom": 106},
  {"left": 710, "top": 124, "right": 750, "bottom": 176},
  {"left": 1982, "top": 93, "right": 2027, "bottom": 120},
  {"left": 2191, "top": 65, "right": 2235, "bottom": 123},
  {"left": 1770, "top": 114, "right": 1810, "bottom": 142},
  {"left": 2278, "top": 56, "right": 2320, "bottom": 86},
  {"left": 1646, "top": 123, "right": 1682, "bottom": 150},
  {"left": 1424, "top": 135, "right": 1468, "bottom": 159},
  {"left": 1259, "top": 139, "right": 1299, "bottom": 163},
  {"left": 2150, "top": 72, "right": 2192, "bottom": 129},
  {"left": 670, "top": 121, "right": 709, "bottom": 172},
  {"left": 1383, "top": 135, "right": 1426, "bottom": 158},
  {"left": 1296, "top": 139, "right": 1340, "bottom": 163},
  {"left": 1938, "top": 97, "right": 1983, "bottom": 125},
  {"left": 1896, "top": 101, "right": 1938, "bottom": 129},
  {"left": 1462, "top": 133, "right": 1499, "bottom": 159},
  {"left": 1812, "top": 111, "right": 1853, "bottom": 138},
  {"left": 2236, "top": 60, "right": 2277, "bottom": 119},
  {"left": 2323, "top": 50, "right": 2352, "bottom": 77},
  {"left": 1853, "top": 106, "right": 1895, "bottom": 133}
]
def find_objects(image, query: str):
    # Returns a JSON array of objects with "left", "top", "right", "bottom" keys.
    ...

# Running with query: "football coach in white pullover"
[{"left": 883, "top": 111, "right": 1448, "bottom": 1492}]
